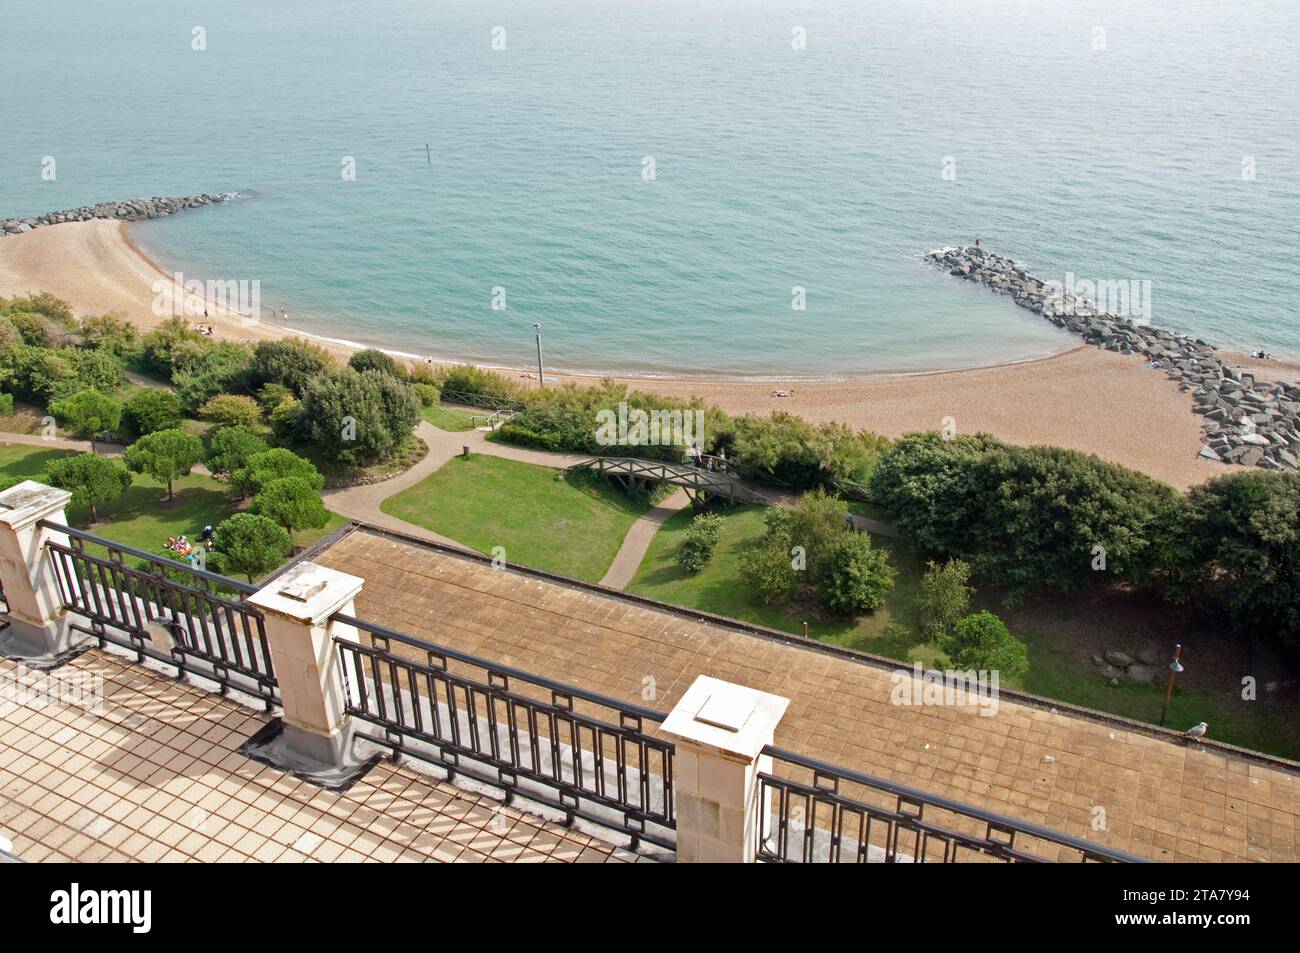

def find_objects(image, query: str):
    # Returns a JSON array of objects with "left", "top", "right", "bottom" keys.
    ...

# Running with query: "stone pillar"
[
  {"left": 660, "top": 675, "right": 790, "bottom": 863},
  {"left": 247, "top": 561, "right": 364, "bottom": 778},
  {"left": 0, "top": 481, "right": 76, "bottom": 661}
]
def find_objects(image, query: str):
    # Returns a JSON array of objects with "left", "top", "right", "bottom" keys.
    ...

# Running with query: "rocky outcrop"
[
  {"left": 927, "top": 245, "right": 1300, "bottom": 472},
  {"left": 1092, "top": 650, "right": 1161, "bottom": 686},
  {"left": 1, "top": 193, "right": 238, "bottom": 236}
]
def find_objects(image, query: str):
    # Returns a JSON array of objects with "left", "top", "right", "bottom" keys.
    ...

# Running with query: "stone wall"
[
  {"left": 2, "top": 193, "right": 237, "bottom": 236},
  {"left": 928, "top": 245, "right": 1300, "bottom": 471}
]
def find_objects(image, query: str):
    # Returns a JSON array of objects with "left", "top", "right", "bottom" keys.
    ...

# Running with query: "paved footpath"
[{"left": 597, "top": 488, "right": 691, "bottom": 589}]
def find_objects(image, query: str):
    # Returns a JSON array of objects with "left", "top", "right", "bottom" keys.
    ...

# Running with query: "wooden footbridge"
[{"left": 569, "top": 456, "right": 772, "bottom": 505}]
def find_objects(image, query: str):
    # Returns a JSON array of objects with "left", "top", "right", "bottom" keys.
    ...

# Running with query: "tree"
[
  {"left": 235, "top": 448, "right": 325, "bottom": 498},
  {"left": 299, "top": 368, "right": 420, "bottom": 465},
  {"left": 870, "top": 432, "right": 1176, "bottom": 594},
  {"left": 123, "top": 388, "right": 183, "bottom": 436},
  {"left": 74, "top": 348, "right": 125, "bottom": 392},
  {"left": 918, "top": 559, "right": 974, "bottom": 642},
  {"left": 738, "top": 528, "right": 799, "bottom": 606},
  {"left": 45, "top": 453, "right": 132, "bottom": 521},
  {"left": 251, "top": 477, "right": 330, "bottom": 535},
  {"left": 78, "top": 312, "right": 138, "bottom": 356},
  {"left": 198, "top": 394, "right": 262, "bottom": 429},
  {"left": 170, "top": 342, "right": 254, "bottom": 412},
  {"left": 815, "top": 532, "right": 896, "bottom": 614},
  {"left": 349, "top": 348, "right": 399, "bottom": 377},
  {"left": 785, "top": 488, "right": 851, "bottom": 579},
  {"left": 122, "top": 428, "right": 203, "bottom": 502},
  {"left": 256, "top": 382, "right": 293, "bottom": 415},
  {"left": 1158, "top": 471, "right": 1300, "bottom": 646},
  {"left": 216, "top": 513, "right": 291, "bottom": 582},
  {"left": 205, "top": 426, "right": 269, "bottom": 498},
  {"left": 48, "top": 389, "right": 122, "bottom": 438},
  {"left": 250, "top": 339, "right": 333, "bottom": 397},
  {"left": 942, "top": 611, "right": 1029, "bottom": 680},
  {"left": 678, "top": 512, "right": 724, "bottom": 572}
]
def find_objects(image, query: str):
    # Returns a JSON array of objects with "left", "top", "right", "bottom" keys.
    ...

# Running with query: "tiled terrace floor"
[
  {"left": 0, "top": 651, "right": 644, "bottom": 863},
  {"left": 315, "top": 526, "right": 1300, "bottom": 863}
]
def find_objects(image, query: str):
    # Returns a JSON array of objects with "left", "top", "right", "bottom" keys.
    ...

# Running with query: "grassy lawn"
[
  {"left": 422, "top": 403, "right": 478, "bottom": 432},
  {"left": 380, "top": 454, "right": 650, "bottom": 582},
  {"left": 627, "top": 505, "right": 940, "bottom": 664},
  {"left": 0, "top": 442, "right": 344, "bottom": 567}
]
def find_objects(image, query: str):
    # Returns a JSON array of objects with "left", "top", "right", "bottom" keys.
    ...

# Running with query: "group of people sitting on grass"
[{"left": 164, "top": 525, "right": 215, "bottom": 564}]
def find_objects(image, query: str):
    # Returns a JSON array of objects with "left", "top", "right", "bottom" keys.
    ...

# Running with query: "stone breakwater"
[
  {"left": 1, "top": 193, "right": 237, "bottom": 237},
  {"left": 927, "top": 245, "right": 1300, "bottom": 472}
]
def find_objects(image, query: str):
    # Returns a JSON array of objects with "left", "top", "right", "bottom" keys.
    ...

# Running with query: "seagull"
[{"left": 1184, "top": 721, "right": 1208, "bottom": 740}]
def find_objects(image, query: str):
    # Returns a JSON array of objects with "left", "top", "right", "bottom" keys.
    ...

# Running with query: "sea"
[{"left": 3, "top": 0, "right": 1297, "bottom": 376}]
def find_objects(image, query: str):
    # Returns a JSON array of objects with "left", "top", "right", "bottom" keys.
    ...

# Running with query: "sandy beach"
[{"left": 3, "top": 219, "right": 1296, "bottom": 491}]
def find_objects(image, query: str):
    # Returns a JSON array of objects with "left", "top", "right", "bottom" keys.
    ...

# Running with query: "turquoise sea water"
[{"left": 3, "top": 0, "right": 1298, "bottom": 376}]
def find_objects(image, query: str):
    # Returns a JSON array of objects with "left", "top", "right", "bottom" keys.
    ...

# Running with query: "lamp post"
[
  {"left": 533, "top": 322, "right": 545, "bottom": 386},
  {"left": 1159, "top": 643, "right": 1183, "bottom": 727}
]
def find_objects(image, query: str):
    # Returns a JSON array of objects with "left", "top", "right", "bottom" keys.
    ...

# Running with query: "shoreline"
[
  {"left": 126, "top": 224, "right": 1090, "bottom": 385},
  {"left": 2, "top": 219, "right": 1297, "bottom": 491}
]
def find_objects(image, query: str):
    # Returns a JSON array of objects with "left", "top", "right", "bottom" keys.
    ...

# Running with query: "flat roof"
[{"left": 312, "top": 524, "right": 1300, "bottom": 863}]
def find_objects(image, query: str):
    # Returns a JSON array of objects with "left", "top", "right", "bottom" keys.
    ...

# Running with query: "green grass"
[
  {"left": 627, "top": 505, "right": 936, "bottom": 662},
  {"left": 422, "top": 403, "right": 478, "bottom": 432},
  {"left": 380, "top": 454, "right": 650, "bottom": 582},
  {"left": 1016, "top": 627, "right": 1300, "bottom": 760},
  {"left": 0, "top": 442, "right": 343, "bottom": 568}
]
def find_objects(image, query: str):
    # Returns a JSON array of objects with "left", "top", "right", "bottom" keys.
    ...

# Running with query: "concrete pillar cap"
[
  {"left": 661, "top": 675, "right": 790, "bottom": 761},
  {"left": 247, "top": 561, "right": 364, "bottom": 625},
  {"left": 0, "top": 481, "right": 73, "bottom": 530}
]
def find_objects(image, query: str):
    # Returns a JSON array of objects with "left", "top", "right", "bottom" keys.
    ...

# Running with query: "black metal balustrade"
[
  {"left": 332, "top": 613, "right": 676, "bottom": 850},
  {"left": 40, "top": 521, "right": 278, "bottom": 708},
  {"left": 757, "top": 746, "right": 1147, "bottom": 863}
]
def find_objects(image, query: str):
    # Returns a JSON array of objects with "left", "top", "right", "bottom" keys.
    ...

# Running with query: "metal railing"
[
  {"left": 332, "top": 613, "right": 676, "bottom": 850},
  {"left": 757, "top": 746, "right": 1147, "bottom": 863},
  {"left": 439, "top": 389, "right": 526, "bottom": 413},
  {"left": 40, "top": 521, "right": 278, "bottom": 708}
]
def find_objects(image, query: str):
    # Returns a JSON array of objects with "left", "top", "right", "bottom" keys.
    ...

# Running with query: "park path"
[
  {"left": 597, "top": 488, "right": 691, "bottom": 590},
  {"left": 319, "top": 422, "right": 592, "bottom": 548}
]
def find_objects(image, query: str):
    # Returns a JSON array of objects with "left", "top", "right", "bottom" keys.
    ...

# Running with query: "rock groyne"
[
  {"left": 927, "top": 245, "right": 1300, "bottom": 472},
  {"left": 1, "top": 193, "right": 237, "bottom": 237}
]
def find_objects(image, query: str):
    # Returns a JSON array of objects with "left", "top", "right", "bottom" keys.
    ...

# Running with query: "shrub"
[
  {"left": 738, "top": 532, "right": 798, "bottom": 605},
  {"left": 1, "top": 345, "right": 76, "bottom": 400},
  {"left": 815, "top": 531, "right": 895, "bottom": 614},
  {"left": 0, "top": 316, "right": 19, "bottom": 350},
  {"left": 678, "top": 512, "right": 724, "bottom": 572},
  {"left": 4, "top": 291, "right": 76, "bottom": 327},
  {"left": 785, "top": 488, "right": 851, "bottom": 579},
  {"left": 269, "top": 397, "right": 305, "bottom": 444},
  {"left": 139, "top": 318, "right": 207, "bottom": 376},
  {"left": 715, "top": 412, "right": 889, "bottom": 489},
  {"left": 78, "top": 312, "right": 138, "bottom": 356},
  {"left": 1157, "top": 471, "right": 1300, "bottom": 646},
  {"left": 74, "top": 348, "right": 125, "bottom": 393},
  {"left": 437, "top": 365, "right": 521, "bottom": 402},
  {"left": 250, "top": 339, "right": 333, "bottom": 397},
  {"left": 870, "top": 432, "right": 1176, "bottom": 593},
  {"left": 170, "top": 342, "right": 254, "bottom": 412},
  {"left": 411, "top": 382, "right": 440, "bottom": 407},
  {"left": 8, "top": 312, "right": 71, "bottom": 348},
  {"left": 48, "top": 389, "right": 122, "bottom": 437},
  {"left": 918, "top": 559, "right": 974, "bottom": 642},
  {"left": 256, "top": 382, "right": 293, "bottom": 415},
  {"left": 123, "top": 388, "right": 183, "bottom": 436},
  {"left": 299, "top": 368, "right": 420, "bottom": 465},
  {"left": 349, "top": 348, "right": 399, "bottom": 377},
  {"left": 45, "top": 453, "right": 133, "bottom": 521},
  {"left": 122, "top": 428, "right": 203, "bottom": 502},
  {"left": 198, "top": 394, "right": 262, "bottom": 429},
  {"left": 0, "top": 393, "right": 13, "bottom": 416},
  {"left": 941, "top": 611, "right": 1029, "bottom": 680}
]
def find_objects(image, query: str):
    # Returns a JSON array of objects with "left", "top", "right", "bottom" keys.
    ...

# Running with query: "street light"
[
  {"left": 533, "top": 322, "right": 545, "bottom": 386},
  {"left": 1159, "top": 643, "right": 1184, "bottom": 726}
]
